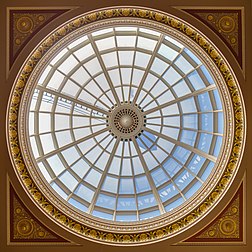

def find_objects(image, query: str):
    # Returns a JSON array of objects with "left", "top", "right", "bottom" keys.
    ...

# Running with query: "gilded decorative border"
[{"left": 7, "top": 7, "right": 245, "bottom": 245}]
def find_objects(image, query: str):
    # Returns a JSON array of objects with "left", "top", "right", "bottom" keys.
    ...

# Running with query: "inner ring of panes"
[{"left": 28, "top": 26, "right": 224, "bottom": 222}]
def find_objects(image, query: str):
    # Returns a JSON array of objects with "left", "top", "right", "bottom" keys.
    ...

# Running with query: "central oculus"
[{"left": 107, "top": 103, "right": 145, "bottom": 140}]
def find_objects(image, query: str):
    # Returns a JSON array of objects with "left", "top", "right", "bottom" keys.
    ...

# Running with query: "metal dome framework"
[
  {"left": 7, "top": 7, "right": 245, "bottom": 245},
  {"left": 28, "top": 26, "right": 224, "bottom": 222}
]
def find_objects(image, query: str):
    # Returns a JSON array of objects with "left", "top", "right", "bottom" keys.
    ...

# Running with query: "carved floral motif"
[
  {"left": 183, "top": 10, "right": 242, "bottom": 66},
  {"left": 10, "top": 9, "right": 69, "bottom": 67},
  {"left": 10, "top": 185, "right": 67, "bottom": 242},
  {"left": 182, "top": 184, "right": 243, "bottom": 243}
]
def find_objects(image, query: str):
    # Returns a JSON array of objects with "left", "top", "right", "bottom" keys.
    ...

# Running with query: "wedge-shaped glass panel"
[
  {"left": 47, "top": 155, "right": 66, "bottom": 176},
  {"left": 163, "top": 158, "right": 182, "bottom": 177},
  {"left": 68, "top": 198, "right": 88, "bottom": 212},
  {"left": 184, "top": 181, "right": 202, "bottom": 199},
  {"left": 201, "top": 113, "right": 213, "bottom": 132},
  {"left": 198, "top": 133, "right": 213, "bottom": 153},
  {"left": 116, "top": 214, "right": 137, "bottom": 222},
  {"left": 102, "top": 176, "right": 119, "bottom": 193},
  {"left": 200, "top": 161, "right": 215, "bottom": 181},
  {"left": 119, "top": 178, "right": 134, "bottom": 194},
  {"left": 93, "top": 210, "right": 113, "bottom": 220},
  {"left": 96, "top": 194, "right": 116, "bottom": 210},
  {"left": 174, "top": 55, "right": 194, "bottom": 74},
  {"left": 174, "top": 170, "right": 193, "bottom": 190},
  {"left": 135, "top": 176, "right": 151, "bottom": 193},
  {"left": 188, "top": 70, "right": 205, "bottom": 90},
  {"left": 84, "top": 169, "right": 102, "bottom": 187},
  {"left": 173, "top": 147, "right": 191, "bottom": 165},
  {"left": 140, "top": 209, "right": 160, "bottom": 220},
  {"left": 74, "top": 184, "right": 94, "bottom": 203},
  {"left": 187, "top": 155, "right": 206, "bottom": 175},
  {"left": 198, "top": 92, "right": 213, "bottom": 111},
  {"left": 71, "top": 159, "right": 90, "bottom": 179},
  {"left": 58, "top": 55, "right": 79, "bottom": 74},
  {"left": 151, "top": 168, "right": 169, "bottom": 187},
  {"left": 117, "top": 197, "right": 137, "bottom": 211},
  {"left": 138, "top": 194, "right": 157, "bottom": 210},
  {"left": 183, "top": 114, "right": 198, "bottom": 129},
  {"left": 159, "top": 183, "right": 179, "bottom": 202},
  {"left": 165, "top": 197, "right": 184, "bottom": 212},
  {"left": 59, "top": 171, "right": 78, "bottom": 191},
  {"left": 158, "top": 44, "right": 178, "bottom": 61},
  {"left": 95, "top": 36, "right": 115, "bottom": 51},
  {"left": 73, "top": 44, "right": 94, "bottom": 61},
  {"left": 116, "top": 36, "right": 136, "bottom": 47},
  {"left": 180, "top": 130, "right": 197, "bottom": 146},
  {"left": 180, "top": 98, "right": 197, "bottom": 113}
]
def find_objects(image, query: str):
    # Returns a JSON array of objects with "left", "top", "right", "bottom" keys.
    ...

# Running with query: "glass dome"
[{"left": 28, "top": 26, "right": 224, "bottom": 222}]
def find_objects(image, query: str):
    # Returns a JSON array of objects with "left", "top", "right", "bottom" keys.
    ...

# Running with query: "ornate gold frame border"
[{"left": 7, "top": 7, "right": 245, "bottom": 245}]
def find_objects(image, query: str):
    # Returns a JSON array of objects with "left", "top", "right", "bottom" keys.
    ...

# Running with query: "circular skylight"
[{"left": 28, "top": 26, "right": 224, "bottom": 222}]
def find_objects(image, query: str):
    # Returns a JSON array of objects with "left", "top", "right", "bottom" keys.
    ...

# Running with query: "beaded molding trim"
[{"left": 7, "top": 7, "right": 245, "bottom": 245}]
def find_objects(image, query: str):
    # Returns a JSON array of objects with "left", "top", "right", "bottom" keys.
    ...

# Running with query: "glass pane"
[
  {"left": 159, "top": 183, "right": 179, "bottom": 202},
  {"left": 93, "top": 210, "right": 113, "bottom": 220},
  {"left": 84, "top": 169, "right": 102, "bottom": 187},
  {"left": 163, "top": 158, "right": 182, "bottom": 177},
  {"left": 173, "top": 146, "right": 191, "bottom": 165},
  {"left": 180, "top": 130, "right": 197, "bottom": 146},
  {"left": 138, "top": 194, "right": 157, "bottom": 210},
  {"left": 188, "top": 70, "right": 205, "bottom": 90},
  {"left": 187, "top": 155, "right": 206, "bottom": 175},
  {"left": 198, "top": 133, "right": 213, "bottom": 153},
  {"left": 140, "top": 210, "right": 160, "bottom": 220},
  {"left": 102, "top": 176, "right": 118, "bottom": 193},
  {"left": 135, "top": 176, "right": 151, "bottom": 193},
  {"left": 51, "top": 182, "right": 68, "bottom": 199},
  {"left": 117, "top": 197, "right": 136, "bottom": 210},
  {"left": 151, "top": 168, "right": 169, "bottom": 187},
  {"left": 119, "top": 178, "right": 134, "bottom": 194},
  {"left": 96, "top": 194, "right": 116, "bottom": 210},
  {"left": 69, "top": 198, "right": 88, "bottom": 212},
  {"left": 47, "top": 155, "right": 65, "bottom": 176},
  {"left": 74, "top": 184, "right": 94, "bottom": 203},
  {"left": 59, "top": 171, "right": 78, "bottom": 191}
]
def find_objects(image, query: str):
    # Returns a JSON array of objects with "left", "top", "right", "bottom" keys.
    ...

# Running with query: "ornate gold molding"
[
  {"left": 182, "top": 9, "right": 243, "bottom": 68},
  {"left": 180, "top": 181, "right": 244, "bottom": 244},
  {"left": 7, "top": 7, "right": 246, "bottom": 245},
  {"left": 8, "top": 8, "right": 70, "bottom": 68},
  {"left": 9, "top": 183, "right": 69, "bottom": 243}
]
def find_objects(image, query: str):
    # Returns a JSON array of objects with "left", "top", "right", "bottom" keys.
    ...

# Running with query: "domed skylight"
[{"left": 28, "top": 26, "right": 224, "bottom": 222}]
